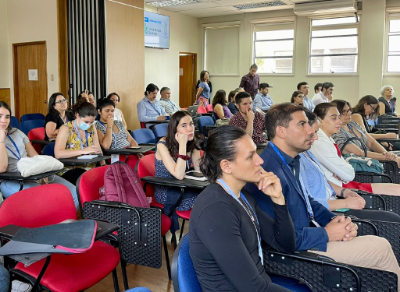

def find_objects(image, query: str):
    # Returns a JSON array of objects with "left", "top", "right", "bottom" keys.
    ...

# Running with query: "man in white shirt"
[
  {"left": 312, "top": 82, "right": 334, "bottom": 106},
  {"left": 297, "top": 82, "right": 314, "bottom": 111},
  {"left": 159, "top": 87, "right": 181, "bottom": 115}
]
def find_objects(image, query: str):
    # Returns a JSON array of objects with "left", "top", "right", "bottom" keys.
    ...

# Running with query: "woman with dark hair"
[
  {"left": 44, "top": 92, "right": 74, "bottom": 141},
  {"left": 212, "top": 89, "right": 232, "bottom": 120},
  {"left": 352, "top": 95, "right": 399, "bottom": 149},
  {"left": 155, "top": 111, "right": 201, "bottom": 230},
  {"left": 106, "top": 92, "right": 127, "bottom": 130},
  {"left": 0, "top": 101, "right": 79, "bottom": 208},
  {"left": 137, "top": 83, "right": 168, "bottom": 127},
  {"left": 55, "top": 99, "right": 102, "bottom": 184},
  {"left": 330, "top": 99, "right": 400, "bottom": 167},
  {"left": 190, "top": 125, "right": 296, "bottom": 292},
  {"left": 227, "top": 90, "right": 238, "bottom": 115},
  {"left": 195, "top": 70, "right": 210, "bottom": 107},
  {"left": 78, "top": 90, "right": 95, "bottom": 106},
  {"left": 311, "top": 103, "right": 400, "bottom": 197},
  {"left": 290, "top": 91, "right": 304, "bottom": 106},
  {"left": 96, "top": 99, "right": 139, "bottom": 168}
]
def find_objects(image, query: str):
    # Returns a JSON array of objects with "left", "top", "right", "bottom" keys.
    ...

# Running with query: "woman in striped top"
[{"left": 96, "top": 99, "right": 140, "bottom": 168}]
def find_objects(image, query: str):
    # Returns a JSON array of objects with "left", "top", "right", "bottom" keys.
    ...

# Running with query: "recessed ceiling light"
[
  {"left": 233, "top": 1, "right": 287, "bottom": 10},
  {"left": 147, "top": 0, "right": 200, "bottom": 7}
]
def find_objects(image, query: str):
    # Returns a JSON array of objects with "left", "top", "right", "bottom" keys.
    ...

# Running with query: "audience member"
[
  {"left": 196, "top": 71, "right": 211, "bottom": 107},
  {"left": 379, "top": 85, "right": 397, "bottom": 116},
  {"left": 227, "top": 90, "right": 238, "bottom": 115},
  {"left": 331, "top": 100, "right": 400, "bottom": 167},
  {"left": 311, "top": 103, "right": 400, "bottom": 197},
  {"left": 137, "top": 83, "right": 168, "bottom": 127},
  {"left": 0, "top": 101, "right": 79, "bottom": 208},
  {"left": 302, "top": 109, "right": 400, "bottom": 222},
  {"left": 254, "top": 83, "right": 273, "bottom": 112},
  {"left": 352, "top": 95, "right": 400, "bottom": 150},
  {"left": 212, "top": 89, "right": 232, "bottom": 121},
  {"left": 155, "top": 111, "right": 201, "bottom": 232},
  {"left": 314, "top": 83, "right": 323, "bottom": 95},
  {"left": 106, "top": 92, "right": 127, "bottom": 130},
  {"left": 245, "top": 103, "right": 400, "bottom": 282},
  {"left": 190, "top": 125, "right": 295, "bottom": 292},
  {"left": 297, "top": 82, "right": 314, "bottom": 111},
  {"left": 55, "top": 99, "right": 102, "bottom": 184},
  {"left": 159, "top": 87, "right": 181, "bottom": 115},
  {"left": 239, "top": 64, "right": 260, "bottom": 99},
  {"left": 196, "top": 78, "right": 212, "bottom": 94},
  {"left": 96, "top": 99, "right": 140, "bottom": 169},
  {"left": 44, "top": 92, "right": 74, "bottom": 141},
  {"left": 291, "top": 91, "right": 304, "bottom": 106},
  {"left": 229, "top": 92, "right": 267, "bottom": 144},
  {"left": 312, "top": 82, "right": 334, "bottom": 105},
  {"left": 79, "top": 90, "right": 96, "bottom": 106}
]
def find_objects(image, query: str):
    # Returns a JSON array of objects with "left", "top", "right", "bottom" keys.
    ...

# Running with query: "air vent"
[
  {"left": 147, "top": 0, "right": 200, "bottom": 7},
  {"left": 233, "top": 1, "right": 287, "bottom": 10}
]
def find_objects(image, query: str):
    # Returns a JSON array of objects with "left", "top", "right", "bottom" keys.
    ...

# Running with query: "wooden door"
[
  {"left": 13, "top": 42, "right": 48, "bottom": 119},
  {"left": 179, "top": 53, "right": 197, "bottom": 108}
]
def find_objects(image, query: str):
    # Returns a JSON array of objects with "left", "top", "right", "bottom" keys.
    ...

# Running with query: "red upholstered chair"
[
  {"left": 206, "top": 104, "right": 213, "bottom": 113},
  {"left": 28, "top": 127, "right": 46, "bottom": 153},
  {"left": 0, "top": 184, "right": 120, "bottom": 292},
  {"left": 197, "top": 106, "right": 207, "bottom": 114},
  {"left": 77, "top": 166, "right": 172, "bottom": 279},
  {"left": 137, "top": 154, "right": 192, "bottom": 245}
]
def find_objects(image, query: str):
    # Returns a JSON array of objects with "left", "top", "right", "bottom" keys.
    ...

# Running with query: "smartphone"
[
  {"left": 128, "top": 146, "right": 141, "bottom": 149},
  {"left": 186, "top": 171, "right": 204, "bottom": 178}
]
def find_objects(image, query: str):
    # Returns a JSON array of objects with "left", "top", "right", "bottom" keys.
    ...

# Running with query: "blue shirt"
[
  {"left": 199, "top": 82, "right": 210, "bottom": 100},
  {"left": 253, "top": 93, "right": 273, "bottom": 111},
  {"left": 302, "top": 96, "right": 315, "bottom": 111},
  {"left": 137, "top": 96, "right": 167, "bottom": 123}
]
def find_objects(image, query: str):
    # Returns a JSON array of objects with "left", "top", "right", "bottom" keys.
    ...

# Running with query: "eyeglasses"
[
  {"left": 342, "top": 109, "right": 352, "bottom": 115},
  {"left": 368, "top": 104, "right": 378, "bottom": 111},
  {"left": 55, "top": 99, "right": 68, "bottom": 104}
]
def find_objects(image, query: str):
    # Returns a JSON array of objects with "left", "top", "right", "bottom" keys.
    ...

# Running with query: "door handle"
[{"left": 44, "top": 100, "right": 47, "bottom": 104}]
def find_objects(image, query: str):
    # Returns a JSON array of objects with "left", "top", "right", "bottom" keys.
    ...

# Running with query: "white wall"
[
  {"left": 0, "top": 0, "right": 59, "bottom": 110},
  {"left": 197, "top": 0, "right": 400, "bottom": 106},
  {"left": 144, "top": 5, "right": 200, "bottom": 104}
]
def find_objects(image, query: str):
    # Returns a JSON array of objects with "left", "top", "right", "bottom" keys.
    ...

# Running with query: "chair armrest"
[
  {"left": 0, "top": 225, "right": 22, "bottom": 240},
  {"left": 354, "top": 171, "right": 393, "bottom": 183}
]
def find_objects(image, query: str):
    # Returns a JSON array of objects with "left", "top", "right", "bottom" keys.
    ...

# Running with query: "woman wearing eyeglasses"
[{"left": 45, "top": 93, "right": 74, "bottom": 141}]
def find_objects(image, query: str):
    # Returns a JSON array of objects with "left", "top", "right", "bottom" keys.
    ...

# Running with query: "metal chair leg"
[
  {"left": 112, "top": 268, "right": 120, "bottom": 292},
  {"left": 120, "top": 259, "right": 129, "bottom": 290},
  {"left": 163, "top": 235, "right": 171, "bottom": 279},
  {"left": 179, "top": 219, "right": 186, "bottom": 241}
]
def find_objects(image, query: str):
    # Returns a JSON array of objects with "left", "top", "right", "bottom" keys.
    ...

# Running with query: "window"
[
  {"left": 309, "top": 16, "right": 359, "bottom": 74},
  {"left": 253, "top": 21, "right": 295, "bottom": 74},
  {"left": 204, "top": 23, "right": 240, "bottom": 75},
  {"left": 387, "top": 14, "right": 400, "bottom": 73}
]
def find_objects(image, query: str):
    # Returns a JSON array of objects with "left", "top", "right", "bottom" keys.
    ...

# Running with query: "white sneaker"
[{"left": 11, "top": 280, "right": 32, "bottom": 292}]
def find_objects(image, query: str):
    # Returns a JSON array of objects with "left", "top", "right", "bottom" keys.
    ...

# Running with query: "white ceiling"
[{"left": 144, "top": 0, "right": 326, "bottom": 18}]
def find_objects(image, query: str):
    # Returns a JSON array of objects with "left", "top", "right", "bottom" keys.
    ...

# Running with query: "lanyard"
[
  {"left": 147, "top": 100, "right": 160, "bottom": 116},
  {"left": 390, "top": 100, "right": 395, "bottom": 116},
  {"left": 217, "top": 179, "right": 263, "bottom": 265},
  {"left": 6, "top": 135, "right": 21, "bottom": 160},
  {"left": 269, "top": 142, "right": 315, "bottom": 220},
  {"left": 73, "top": 120, "right": 89, "bottom": 150},
  {"left": 98, "top": 121, "right": 117, "bottom": 149},
  {"left": 347, "top": 124, "right": 367, "bottom": 150},
  {"left": 162, "top": 99, "right": 175, "bottom": 111},
  {"left": 59, "top": 114, "right": 68, "bottom": 123}
]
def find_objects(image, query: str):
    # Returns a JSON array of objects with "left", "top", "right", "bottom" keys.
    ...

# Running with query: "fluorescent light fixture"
[
  {"left": 147, "top": 0, "right": 200, "bottom": 7},
  {"left": 233, "top": 1, "right": 287, "bottom": 10}
]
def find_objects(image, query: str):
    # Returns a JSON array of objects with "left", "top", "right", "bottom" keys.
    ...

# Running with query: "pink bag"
[{"left": 100, "top": 162, "right": 150, "bottom": 208}]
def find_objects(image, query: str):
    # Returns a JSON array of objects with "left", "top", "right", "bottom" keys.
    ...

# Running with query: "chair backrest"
[
  {"left": 43, "top": 142, "right": 55, "bottom": 157},
  {"left": 171, "top": 235, "right": 202, "bottom": 292},
  {"left": 10, "top": 116, "right": 20, "bottom": 129},
  {"left": 153, "top": 123, "right": 168, "bottom": 140},
  {"left": 132, "top": 129, "right": 157, "bottom": 144},
  {"left": 0, "top": 184, "right": 77, "bottom": 228},
  {"left": 198, "top": 116, "right": 215, "bottom": 134},
  {"left": 20, "top": 119, "right": 45, "bottom": 135},
  {"left": 76, "top": 166, "right": 108, "bottom": 211},
  {"left": 20, "top": 113, "right": 45, "bottom": 123},
  {"left": 206, "top": 104, "right": 213, "bottom": 112},
  {"left": 28, "top": 127, "right": 45, "bottom": 140},
  {"left": 137, "top": 154, "right": 156, "bottom": 198},
  {"left": 197, "top": 106, "right": 207, "bottom": 114}
]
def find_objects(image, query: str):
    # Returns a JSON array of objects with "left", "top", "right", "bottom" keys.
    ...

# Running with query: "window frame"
[
  {"left": 308, "top": 15, "right": 360, "bottom": 76},
  {"left": 251, "top": 17, "right": 296, "bottom": 76},
  {"left": 385, "top": 13, "right": 400, "bottom": 75}
]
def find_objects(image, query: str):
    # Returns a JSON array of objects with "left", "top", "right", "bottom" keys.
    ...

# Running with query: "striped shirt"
[
  {"left": 95, "top": 120, "right": 130, "bottom": 150},
  {"left": 160, "top": 98, "right": 181, "bottom": 115}
]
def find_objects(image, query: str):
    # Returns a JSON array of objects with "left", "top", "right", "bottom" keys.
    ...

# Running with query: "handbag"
[
  {"left": 17, "top": 155, "right": 64, "bottom": 177},
  {"left": 215, "top": 118, "right": 230, "bottom": 127},
  {"left": 343, "top": 153, "right": 383, "bottom": 174}
]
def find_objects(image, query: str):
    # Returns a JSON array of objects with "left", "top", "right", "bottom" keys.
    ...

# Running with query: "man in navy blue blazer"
[{"left": 246, "top": 103, "right": 400, "bottom": 277}]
